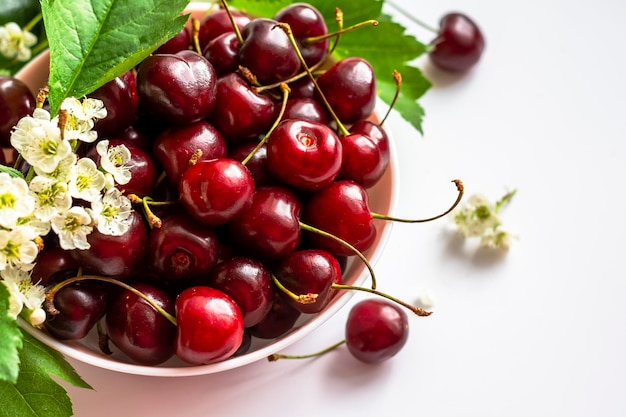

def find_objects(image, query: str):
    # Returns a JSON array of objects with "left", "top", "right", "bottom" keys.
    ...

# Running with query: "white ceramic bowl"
[{"left": 15, "top": 2, "right": 399, "bottom": 377}]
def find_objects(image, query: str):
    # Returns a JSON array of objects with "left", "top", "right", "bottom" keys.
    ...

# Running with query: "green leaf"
[
  {"left": 0, "top": 164, "right": 26, "bottom": 179},
  {"left": 40, "top": 0, "right": 190, "bottom": 115},
  {"left": 0, "top": 284, "right": 22, "bottom": 383},
  {"left": 0, "top": 330, "right": 91, "bottom": 417},
  {"left": 230, "top": 0, "right": 431, "bottom": 133}
]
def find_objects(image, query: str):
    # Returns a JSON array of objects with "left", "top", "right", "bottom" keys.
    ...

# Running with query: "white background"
[{"left": 62, "top": 0, "right": 626, "bottom": 415}]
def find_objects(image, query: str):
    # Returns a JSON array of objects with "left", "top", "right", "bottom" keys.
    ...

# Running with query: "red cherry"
[
  {"left": 345, "top": 298, "right": 409, "bottom": 363},
  {"left": 175, "top": 286, "right": 244, "bottom": 365},
  {"left": 178, "top": 158, "right": 255, "bottom": 226},
  {"left": 429, "top": 13, "right": 485, "bottom": 72}
]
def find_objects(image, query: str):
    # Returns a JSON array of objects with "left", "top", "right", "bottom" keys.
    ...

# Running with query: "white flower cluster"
[
  {"left": 0, "top": 22, "right": 37, "bottom": 62},
  {"left": 1, "top": 96, "right": 134, "bottom": 326},
  {"left": 451, "top": 190, "right": 516, "bottom": 250}
]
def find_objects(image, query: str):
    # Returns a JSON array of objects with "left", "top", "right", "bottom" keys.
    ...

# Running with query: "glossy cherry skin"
[
  {"left": 250, "top": 292, "right": 302, "bottom": 339},
  {"left": 266, "top": 119, "right": 342, "bottom": 191},
  {"left": 87, "top": 139, "right": 158, "bottom": 197},
  {"left": 316, "top": 57, "right": 377, "bottom": 124},
  {"left": 274, "top": 249, "right": 342, "bottom": 314},
  {"left": 345, "top": 298, "right": 409, "bottom": 363},
  {"left": 209, "top": 73, "right": 278, "bottom": 143},
  {"left": 154, "top": 26, "right": 191, "bottom": 54},
  {"left": 283, "top": 98, "right": 329, "bottom": 125},
  {"left": 146, "top": 213, "right": 220, "bottom": 280},
  {"left": 106, "top": 283, "right": 176, "bottom": 365},
  {"left": 274, "top": 3, "right": 329, "bottom": 66},
  {"left": 31, "top": 246, "right": 80, "bottom": 287},
  {"left": 0, "top": 76, "right": 35, "bottom": 147},
  {"left": 338, "top": 132, "right": 387, "bottom": 188},
  {"left": 175, "top": 286, "right": 244, "bottom": 365},
  {"left": 179, "top": 158, "right": 255, "bottom": 226},
  {"left": 238, "top": 18, "right": 301, "bottom": 84},
  {"left": 44, "top": 281, "right": 109, "bottom": 340},
  {"left": 202, "top": 31, "right": 240, "bottom": 76},
  {"left": 302, "top": 180, "right": 376, "bottom": 256},
  {"left": 153, "top": 120, "right": 227, "bottom": 188},
  {"left": 70, "top": 211, "right": 148, "bottom": 280},
  {"left": 227, "top": 186, "right": 302, "bottom": 261},
  {"left": 198, "top": 9, "right": 251, "bottom": 49},
  {"left": 429, "top": 13, "right": 485, "bottom": 72},
  {"left": 205, "top": 256, "right": 275, "bottom": 328},
  {"left": 349, "top": 120, "right": 390, "bottom": 171},
  {"left": 228, "top": 141, "right": 275, "bottom": 187},
  {"left": 136, "top": 50, "right": 217, "bottom": 125},
  {"left": 89, "top": 70, "right": 138, "bottom": 138}
]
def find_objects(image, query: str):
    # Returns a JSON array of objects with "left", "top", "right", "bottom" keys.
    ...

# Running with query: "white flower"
[
  {"left": 29, "top": 175, "right": 72, "bottom": 221},
  {"left": 68, "top": 158, "right": 105, "bottom": 202},
  {"left": 91, "top": 188, "right": 132, "bottom": 236},
  {"left": 0, "top": 22, "right": 37, "bottom": 62},
  {"left": 61, "top": 97, "right": 107, "bottom": 122},
  {"left": 0, "top": 172, "right": 35, "bottom": 229},
  {"left": 96, "top": 140, "right": 132, "bottom": 185},
  {"left": 50, "top": 206, "right": 93, "bottom": 250},
  {"left": 14, "top": 215, "right": 51, "bottom": 240},
  {"left": 34, "top": 153, "right": 77, "bottom": 183},
  {"left": 10, "top": 108, "right": 72, "bottom": 173},
  {"left": 0, "top": 228, "right": 39, "bottom": 271},
  {"left": 0, "top": 267, "right": 46, "bottom": 325}
]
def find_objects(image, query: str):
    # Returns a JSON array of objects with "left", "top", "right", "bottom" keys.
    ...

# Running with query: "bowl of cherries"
[{"left": 2, "top": 1, "right": 464, "bottom": 376}]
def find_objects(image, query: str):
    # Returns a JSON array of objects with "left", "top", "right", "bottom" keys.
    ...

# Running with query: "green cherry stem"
[
  {"left": 371, "top": 179, "right": 464, "bottom": 223},
  {"left": 385, "top": 0, "right": 439, "bottom": 34},
  {"left": 220, "top": 0, "right": 244, "bottom": 45},
  {"left": 299, "top": 221, "right": 378, "bottom": 290},
  {"left": 45, "top": 274, "right": 178, "bottom": 326},
  {"left": 271, "top": 273, "right": 318, "bottom": 305},
  {"left": 268, "top": 340, "right": 346, "bottom": 361},
  {"left": 331, "top": 283, "right": 432, "bottom": 316},
  {"left": 304, "top": 18, "right": 379, "bottom": 44},
  {"left": 380, "top": 70, "right": 402, "bottom": 127}
]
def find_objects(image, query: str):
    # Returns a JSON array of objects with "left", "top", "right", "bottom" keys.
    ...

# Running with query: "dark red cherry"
[
  {"left": 202, "top": 31, "right": 240, "bottom": 76},
  {"left": 70, "top": 211, "right": 148, "bottom": 280},
  {"left": 228, "top": 141, "right": 275, "bottom": 187},
  {"left": 345, "top": 298, "right": 409, "bottom": 363},
  {"left": 0, "top": 76, "right": 36, "bottom": 147},
  {"left": 429, "top": 13, "right": 485, "bottom": 72},
  {"left": 198, "top": 9, "right": 251, "bottom": 49},
  {"left": 44, "top": 281, "right": 109, "bottom": 340},
  {"left": 146, "top": 213, "right": 220, "bottom": 281},
  {"left": 274, "top": 249, "right": 342, "bottom": 314},
  {"left": 136, "top": 50, "right": 217, "bottom": 125},
  {"left": 31, "top": 246, "right": 80, "bottom": 287},
  {"left": 87, "top": 139, "right": 158, "bottom": 197},
  {"left": 205, "top": 257, "right": 275, "bottom": 328},
  {"left": 178, "top": 158, "right": 255, "bottom": 226},
  {"left": 274, "top": 3, "right": 329, "bottom": 66},
  {"left": 266, "top": 119, "right": 342, "bottom": 191},
  {"left": 283, "top": 98, "right": 329, "bottom": 125},
  {"left": 227, "top": 186, "right": 302, "bottom": 261},
  {"left": 154, "top": 26, "right": 191, "bottom": 54},
  {"left": 349, "top": 120, "right": 390, "bottom": 171},
  {"left": 302, "top": 180, "right": 376, "bottom": 256},
  {"left": 106, "top": 283, "right": 176, "bottom": 365},
  {"left": 153, "top": 120, "right": 227, "bottom": 188},
  {"left": 250, "top": 292, "right": 302, "bottom": 339},
  {"left": 238, "top": 18, "right": 301, "bottom": 84},
  {"left": 316, "top": 57, "right": 377, "bottom": 124},
  {"left": 338, "top": 132, "right": 387, "bottom": 188},
  {"left": 209, "top": 72, "right": 278, "bottom": 143},
  {"left": 175, "top": 286, "right": 244, "bottom": 365},
  {"left": 89, "top": 70, "right": 138, "bottom": 138}
]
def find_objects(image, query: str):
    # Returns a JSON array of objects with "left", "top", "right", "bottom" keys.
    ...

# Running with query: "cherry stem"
[
  {"left": 271, "top": 273, "right": 319, "bottom": 305},
  {"left": 299, "top": 221, "right": 378, "bottom": 290},
  {"left": 371, "top": 179, "right": 464, "bottom": 223},
  {"left": 45, "top": 274, "right": 178, "bottom": 326},
  {"left": 191, "top": 18, "right": 202, "bottom": 54},
  {"left": 220, "top": 0, "right": 244, "bottom": 45},
  {"left": 254, "top": 58, "right": 325, "bottom": 93},
  {"left": 331, "top": 283, "right": 432, "bottom": 316},
  {"left": 268, "top": 340, "right": 346, "bottom": 361},
  {"left": 242, "top": 83, "right": 290, "bottom": 166},
  {"left": 327, "top": 7, "right": 344, "bottom": 55},
  {"left": 275, "top": 22, "right": 350, "bottom": 137},
  {"left": 380, "top": 70, "right": 402, "bottom": 126},
  {"left": 127, "top": 194, "right": 176, "bottom": 229},
  {"left": 385, "top": 0, "right": 439, "bottom": 34},
  {"left": 305, "top": 19, "right": 379, "bottom": 44}
]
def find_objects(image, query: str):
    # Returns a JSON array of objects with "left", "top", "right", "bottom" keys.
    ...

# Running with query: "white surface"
[{"left": 63, "top": 0, "right": 626, "bottom": 416}]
